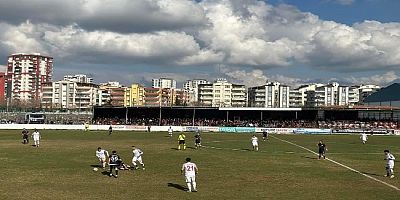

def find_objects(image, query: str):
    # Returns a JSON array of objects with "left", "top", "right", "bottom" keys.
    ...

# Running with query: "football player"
[{"left": 181, "top": 158, "right": 198, "bottom": 192}]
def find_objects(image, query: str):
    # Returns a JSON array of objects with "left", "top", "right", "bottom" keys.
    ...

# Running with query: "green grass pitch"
[{"left": 0, "top": 130, "right": 399, "bottom": 200}]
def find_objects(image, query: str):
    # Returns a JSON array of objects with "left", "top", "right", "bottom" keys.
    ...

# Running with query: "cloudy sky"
[{"left": 0, "top": 0, "right": 400, "bottom": 88}]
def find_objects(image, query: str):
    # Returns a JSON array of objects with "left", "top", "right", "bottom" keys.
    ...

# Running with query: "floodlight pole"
[
  {"left": 159, "top": 105, "right": 162, "bottom": 126},
  {"left": 192, "top": 108, "right": 196, "bottom": 126},
  {"left": 125, "top": 107, "right": 128, "bottom": 124}
]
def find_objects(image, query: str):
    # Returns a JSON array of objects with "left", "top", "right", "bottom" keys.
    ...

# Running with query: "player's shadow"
[
  {"left": 171, "top": 147, "right": 194, "bottom": 150},
  {"left": 361, "top": 172, "right": 381, "bottom": 177},
  {"left": 90, "top": 164, "right": 101, "bottom": 168},
  {"left": 240, "top": 148, "right": 251, "bottom": 151},
  {"left": 301, "top": 156, "right": 318, "bottom": 160},
  {"left": 101, "top": 171, "right": 111, "bottom": 176},
  {"left": 167, "top": 183, "right": 187, "bottom": 191}
]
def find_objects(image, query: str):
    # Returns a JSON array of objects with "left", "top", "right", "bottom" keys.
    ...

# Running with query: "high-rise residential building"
[
  {"left": 348, "top": 86, "right": 360, "bottom": 106},
  {"left": 0, "top": 72, "right": 5, "bottom": 104},
  {"left": 5, "top": 53, "right": 53, "bottom": 105},
  {"left": 197, "top": 83, "right": 213, "bottom": 106},
  {"left": 41, "top": 81, "right": 99, "bottom": 111},
  {"left": 231, "top": 84, "right": 247, "bottom": 107},
  {"left": 143, "top": 87, "right": 161, "bottom": 106},
  {"left": 160, "top": 88, "right": 176, "bottom": 106},
  {"left": 358, "top": 84, "right": 380, "bottom": 103},
  {"left": 124, "top": 83, "right": 145, "bottom": 107},
  {"left": 248, "top": 82, "right": 290, "bottom": 108},
  {"left": 143, "top": 87, "right": 177, "bottom": 106},
  {"left": 152, "top": 78, "right": 177, "bottom": 89},
  {"left": 289, "top": 83, "right": 325, "bottom": 107},
  {"left": 304, "top": 82, "right": 350, "bottom": 107},
  {"left": 337, "top": 85, "right": 349, "bottom": 106},
  {"left": 197, "top": 78, "right": 246, "bottom": 107},
  {"left": 288, "top": 83, "right": 380, "bottom": 108},
  {"left": 289, "top": 89, "right": 302, "bottom": 107},
  {"left": 175, "top": 89, "right": 189, "bottom": 106},
  {"left": 99, "top": 82, "right": 127, "bottom": 106},
  {"left": 63, "top": 74, "right": 93, "bottom": 83},
  {"left": 96, "top": 89, "right": 110, "bottom": 107},
  {"left": 184, "top": 79, "right": 210, "bottom": 105}
]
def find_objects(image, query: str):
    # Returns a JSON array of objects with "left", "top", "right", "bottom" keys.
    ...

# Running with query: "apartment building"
[
  {"left": 248, "top": 82, "right": 290, "bottom": 108},
  {"left": 198, "top": 78, "right": 246, "bottom": 107},
  {"left": 152, "top": 78, "right": 177, "bottom": 89},
  {"left": 99, "top": 82, "right": 127, "bottom": 107},
  {"left": 124, "top": 83, "right": 145, "bottom": 107},
  {"left": 184, "top": 79, "right": 209, "bottom": 105},
  {"left": 41, "top": 81, "right": 99, "bottom": 111},
  {"left": 5, "top": 53, "right": 53, "bottom": 105}
]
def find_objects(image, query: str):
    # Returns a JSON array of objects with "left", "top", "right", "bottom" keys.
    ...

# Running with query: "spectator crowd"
[{"left": 92, "top": 117, "right": 399, "bottom": 130}]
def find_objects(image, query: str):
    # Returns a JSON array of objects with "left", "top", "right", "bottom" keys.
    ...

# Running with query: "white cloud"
[
  {"left": 122, "top": 72, "right": 211, "bottom": 87},
  {"left": 334, "top": 0, "right": 356, "bottom": 5},
  {"left": 1, "top": 22, "right": 204, "bottom": 65},
  {"left": 0, "top": 0, "right": 206, "bottom": 32},
  {"left": 0, "top": 0, "right": 399, "bottom": 79},
  {"left": 220, "top": 65, "right": 310, "bottom": 87},
  {"left": 0, "top": 22, "right": 49, "bottom": 55},
  {"left": 345, "top": 71, "right": 399, "bottom": 86}
]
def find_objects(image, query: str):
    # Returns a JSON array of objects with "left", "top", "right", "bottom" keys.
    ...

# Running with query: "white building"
[
  {"left": 348, "top": 86, "right": 360, "bottom": 106},
  {"left": 358, "top": 84, "right": 380, "bottom": 102},
  {"left": 41, "top": 80, "right": 101, "bottom": 111},
  {"left": 198, "top": 78, "right": 246, "bottom": 107},
  {"left": 248, "top": 82, "right": 290, "bottom": 108},
  {"left": 152, "top": 78, "right": 177, "bottom": 89},
  {"left": 5, "top": 53, "right": 53, "bottom": 104},
  {"left": 289, "top": 84, "right": 325, "bottom": 107},
  {"left": 100, "top": 81, "right": 122, "bottom": 88},
  {"left": 63, "top": 74, "right": 93, "bottom": 84},
  {"left": 305, "top": 82, "right": 350, "bottom": 107},
  {"left": 184, "top": 79, "right": 210, "bottom": 105},
  {"left": 337, "top": 85, "right": 349, "bottom": 106},
  {"left": 289, "top": 89, "right": 302, "bottom": 107}
]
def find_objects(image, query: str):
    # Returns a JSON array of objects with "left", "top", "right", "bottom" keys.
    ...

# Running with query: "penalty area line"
[{"left": 271, "top": 135, "right": 400, "bottom": 192}]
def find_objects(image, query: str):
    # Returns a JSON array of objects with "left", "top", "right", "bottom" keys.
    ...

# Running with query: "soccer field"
[{"left": 0, "top": 130, "right": 399, "bottom": 200}]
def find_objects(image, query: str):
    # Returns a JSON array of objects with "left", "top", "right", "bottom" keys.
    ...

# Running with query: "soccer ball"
[{"left": 93, "top": 167, "right": 98, "bottom": 171}]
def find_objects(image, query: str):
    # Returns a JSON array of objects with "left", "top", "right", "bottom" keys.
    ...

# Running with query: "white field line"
[
  {"left": 271, "top": 135, "right": 400, "bottom": 192},
  {"left": 203, "top": 142, "right": 398, "bottom": 155}
]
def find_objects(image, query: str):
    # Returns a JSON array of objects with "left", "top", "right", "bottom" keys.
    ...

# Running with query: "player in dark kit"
[
  {"left": 262, "top": 130, "right": 269, "bottom": 141},
  {"left": 108, "top": 150, "right": 121, "bottom": 178},
  {"left": 22, "top": 128, "right": 29, "bottom": 144},
  {"left": 194, "top": 132, "right": 202, "bottom": 149},
  {"left": 317, "top": 140, "right": 327, "bottom": 159},
  {"left": 108, "top": 125, "right": 113, "bottom": 135}
]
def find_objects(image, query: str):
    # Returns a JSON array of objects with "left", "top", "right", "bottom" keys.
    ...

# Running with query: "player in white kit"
[
  {"left": 181, "top": 157, "right": 198, "bottom": 192},
  {"left": 251, "top": 135, "right": 258, "bottom": 151},
  {"left": 384, "top": 150, "right": 395, "bottom": 178},
  {"left": 132, "top": 146, "right": 145, "bottom": 170},
  {"left": 168, "top": 126, "right": 173, "bottom": 137},
  {"left": 360, "top": 133, "right": 368, "bottom": 144},
  {"left": 31, "top": 129, "right": 41, "bottom": 147},
  {"left": 96, "top": 147, "right": 109, "bottom": 169}
]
